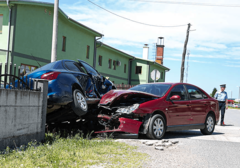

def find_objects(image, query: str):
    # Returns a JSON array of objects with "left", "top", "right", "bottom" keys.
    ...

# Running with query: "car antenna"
[{"left": 31, "top": 53, "right": 42, "bottom": 67}]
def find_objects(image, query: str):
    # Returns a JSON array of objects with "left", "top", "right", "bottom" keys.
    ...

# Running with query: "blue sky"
[{"left": 39, "top": 0, "right": 240, "bottom": 98}]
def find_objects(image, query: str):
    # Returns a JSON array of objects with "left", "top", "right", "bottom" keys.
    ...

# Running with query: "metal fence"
[
  {"left": 115, "top": 84, "right": 136, "bottom": 90},
  {"left": 0, "top": 62, "right": 40, "bottom": 91}
]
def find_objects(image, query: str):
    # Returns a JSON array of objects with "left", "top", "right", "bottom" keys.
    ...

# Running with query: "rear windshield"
[
  {"left": 129, "top": 84, "right": 171, "bottom": 97},
  {"left": 28, "top": 62, "right": 57, "bottom": 74}
]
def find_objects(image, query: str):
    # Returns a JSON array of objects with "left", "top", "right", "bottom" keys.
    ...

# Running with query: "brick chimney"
[{"left": 156, "top": 37, "right": 164, "bottom": 64}]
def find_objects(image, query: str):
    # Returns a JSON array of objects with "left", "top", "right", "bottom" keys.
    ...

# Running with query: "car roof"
[
  {"left": 141, "top": 82, "right": 196, "bottom": 86},
  {"left": 140, "top": 82, "right": 204, "bottom": 89}
]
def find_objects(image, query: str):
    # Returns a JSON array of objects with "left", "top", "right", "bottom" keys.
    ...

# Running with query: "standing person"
[{"left": 214, "top": 84, "right": 228, "bottom": 126}]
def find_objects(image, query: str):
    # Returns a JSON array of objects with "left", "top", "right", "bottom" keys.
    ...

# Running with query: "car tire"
[
  {"left": 71, "top": 89, "right": 88, "bottom": 117},
  {"left": 201, "top": 113, "right": 215, "bottom": 135},
  {"left": 146, "top": 114, "right": 166, "bottom": 140}
]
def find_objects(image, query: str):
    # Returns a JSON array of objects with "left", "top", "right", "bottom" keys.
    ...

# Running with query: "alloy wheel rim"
[
  {"left": 153, "top": 118, "right": 164, "bottom": 137},
  {"left": 76, "top": 92, "right": 87, "bottom": 110},
  {"left": 206, "top": 116, "right": 214, "bottom": 132}
]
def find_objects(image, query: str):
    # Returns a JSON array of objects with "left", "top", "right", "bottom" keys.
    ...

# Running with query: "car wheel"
[
  {"left": 201, "top": 113, "right": 215, "bottom": 135},
  {"left": 146, "top": 114, "right": 166, "bottom": 140},
  {"left": 72, "top": 89, "right": 88, "bottom": 117}
]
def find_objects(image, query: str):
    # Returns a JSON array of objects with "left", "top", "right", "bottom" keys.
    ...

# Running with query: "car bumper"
[{"left": 95, "top": 118, "right": 142, "bottom": 134}]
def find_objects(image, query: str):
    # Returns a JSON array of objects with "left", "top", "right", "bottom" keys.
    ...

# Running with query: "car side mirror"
[{"left": 170, "top": 95, "right": 181, "bottom": 101}]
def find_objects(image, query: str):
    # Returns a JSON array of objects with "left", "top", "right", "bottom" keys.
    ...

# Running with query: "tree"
[{"left": 210, "top": 88, "right": 217, "bottom": 97}]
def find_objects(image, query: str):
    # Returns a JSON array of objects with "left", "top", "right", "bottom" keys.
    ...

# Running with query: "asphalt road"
[
  {"left": 118, "top": 138, "right": 240, "bottom": 168},
  {"left": 116, "top": 108, "right": 240, "bottom": 167},
  {"left": 224, "top": 108, "right": 240, "bottom": 127}
]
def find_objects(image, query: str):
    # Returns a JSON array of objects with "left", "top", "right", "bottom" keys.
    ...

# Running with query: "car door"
[
  {"left": 185, "top": 85, "right": 207, "bottom": 124},
  {"left": 166, "top": 84, "right": 192, "bottom": 126},
  {"left": 78, "top": 61, "right": 102, "bottom": 95},
  {"left": 63, "top": 61, "right": 90, "bottom": 97}
]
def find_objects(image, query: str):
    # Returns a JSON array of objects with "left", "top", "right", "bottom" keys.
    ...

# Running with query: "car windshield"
[{"left": 129, "top": 84, "right": 172, "bottom": 97}]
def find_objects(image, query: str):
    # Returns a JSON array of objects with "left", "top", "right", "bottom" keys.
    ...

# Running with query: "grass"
[
  {"left": 0, "top": 133, "right": 147, "bottom": 168},
  {"left": 228, "top": 107, "right": 240, "bottom": 110}
]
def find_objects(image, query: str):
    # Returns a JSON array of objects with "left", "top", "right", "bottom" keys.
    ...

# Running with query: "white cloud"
[
  {"left": 165, "top": 57, "right": 181, "bottom": 61},
  {"left": 103, "top": 38, "right": 143, "bottom": 47},
  {"left": 61, "top": 0, "right": 240, "bottom": 63},
  {"left": 165, "top": 57, "right": 212, "bottom": 64},
  {"left": 123, "top": 50, "right": 142, "bottom": 56},
  {"left": 225, "top": 64, "right": 240, "bottom": 68},
  {"left": 194, "top": 47, "right": 216, "bottom": 52}
]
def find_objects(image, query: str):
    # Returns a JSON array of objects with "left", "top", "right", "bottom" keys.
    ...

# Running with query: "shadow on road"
[
  {"left": 114, "top": 130, "right": 224, "bottom": 140},
  {"left": 221, "top": 124, "right": 234, "bottom": 127}
]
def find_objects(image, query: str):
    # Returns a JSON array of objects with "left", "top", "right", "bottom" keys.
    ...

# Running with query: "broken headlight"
[{"left": 116, "top": 104, "right": 140, "bottom": 114}]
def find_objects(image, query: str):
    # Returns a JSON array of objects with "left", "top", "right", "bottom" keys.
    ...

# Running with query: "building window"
[
  {"left": 124, "top": 64, "right": 127, "bottom": 73},
  {"left": 98, "top": 55, "right": 102, "bottom": 66},
  {"left": 135, "top": 66, "right": 142, "bottom": 74},
  {"left": 108, "top": 59, "right": 112, "bottom": 69},
  {"left": 86, "top": 45, "right": 90, "bottom": 59},
  {"left": 0, "top": 14, "right": 3, "bottom": 34},
  {"left": 62, "top": 36, "right": 66, "bottom": 51},
  {"left": 113, "top": 60, "right": 116, "bottom": 70},
  {"left": 20, "top": 64, "right": 38, "bottom": 76}
]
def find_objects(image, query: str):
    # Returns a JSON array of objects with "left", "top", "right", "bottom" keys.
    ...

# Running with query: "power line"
[
  {"left": 87, "top": 0, "right": 187, "bottom": 27},
  {"left": 128, "top": 0, "right": 240, "bottom": 8}
]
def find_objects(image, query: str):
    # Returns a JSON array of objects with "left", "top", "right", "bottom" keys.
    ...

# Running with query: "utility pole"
[
  {"left": 180, "top": 23, "right": 191, "bottom": 83},
  {"left": 185, "top": 50, "right": 190, "bottom": 83},
  {"left": 51, "top": 0, "right": 59, "bottom": 62}
]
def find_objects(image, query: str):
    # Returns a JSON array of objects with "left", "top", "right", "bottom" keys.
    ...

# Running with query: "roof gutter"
[{"left": 93, "top": 36, "right": 103, "bottom": 68}]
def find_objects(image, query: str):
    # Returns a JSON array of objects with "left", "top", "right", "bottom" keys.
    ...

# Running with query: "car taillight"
[{"left": 41, "top": 72, "right": 61, "bottom": 80}]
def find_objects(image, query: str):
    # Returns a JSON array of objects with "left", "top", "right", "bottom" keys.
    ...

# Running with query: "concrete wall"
[{"left": 0, "top": 80, "right": 48, "bottom": 150}]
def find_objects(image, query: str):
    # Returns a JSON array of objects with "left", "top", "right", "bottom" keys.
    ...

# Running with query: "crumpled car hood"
[{"left": 99, "top": 89, "right": 159, "bottom": 107}]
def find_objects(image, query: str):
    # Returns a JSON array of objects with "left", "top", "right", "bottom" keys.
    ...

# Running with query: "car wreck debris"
[
  {"left": 155, "top": 146, "right": 164, "bottom": 151},
  {"left": 140, "top": 140, "right": 179, "bottom": 151}
]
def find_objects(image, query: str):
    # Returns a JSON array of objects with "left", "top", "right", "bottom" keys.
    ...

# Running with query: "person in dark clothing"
[{"left": 214, "top": 84, "right": 228, "bottom": 126}]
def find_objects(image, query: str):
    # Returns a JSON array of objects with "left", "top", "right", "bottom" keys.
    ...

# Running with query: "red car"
[{"left": 95, "top": 83, "right": 219, "bottom": 139}]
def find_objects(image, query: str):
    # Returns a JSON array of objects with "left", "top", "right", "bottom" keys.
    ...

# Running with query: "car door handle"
[{"left": 187, "top": 104, "right": 190, "bottom": 107}]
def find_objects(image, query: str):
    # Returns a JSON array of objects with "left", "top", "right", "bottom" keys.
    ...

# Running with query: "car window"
[
  {"left": 81, "top": 62, "right": 99, "bottom": 76},
  {"left": 74, "top": 63, "right": 87, "bottom": 74},
  {"left": 200, "top": 90, "right": 208, "bottom": 99},
  {"left": 28, "top": 61, "right": 56, "bottom": 74},
  {"left": 185, "top": 85, "right": 203, "bottom": 100},
  {"left": 65, "top": 61, "right": 81, "bottom": 72},
  {"left": 129, "top": 84, "right": 171, "bottom": 97},
  {"left": 168, "top": 85, "right": 188, "bottom": 101}
]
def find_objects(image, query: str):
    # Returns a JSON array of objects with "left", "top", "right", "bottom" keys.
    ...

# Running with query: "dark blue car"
[{"left": 25, "top": 59, "right": 115, "bottom": 122}]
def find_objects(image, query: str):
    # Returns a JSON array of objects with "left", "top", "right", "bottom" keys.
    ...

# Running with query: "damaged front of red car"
[{"left": 95, "top": 89, "right": 165, "bottom": 136}]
